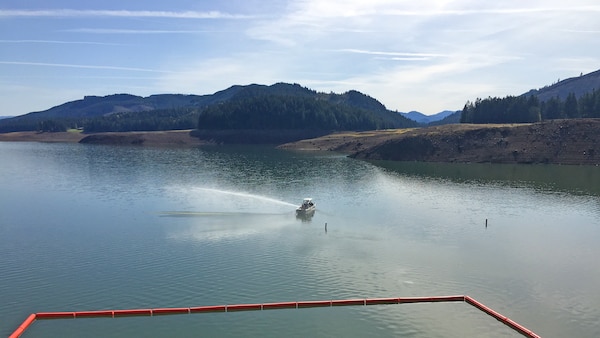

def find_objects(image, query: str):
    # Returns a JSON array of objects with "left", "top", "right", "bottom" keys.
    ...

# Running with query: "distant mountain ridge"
[
  {"left": 399, "top": 110, "right": 458, "bottom": 124},
  {"left": 21, "top": 92, "right": 219, "bottom": 119},
  {"left": 0, "top": 83, "right": 418, "bottom": 133},
  {"left": 11, "top": 83, "right": 400, "bottom": 120},
  {"left": 523, "top": 69, "right": 600, "bottom": 101}
]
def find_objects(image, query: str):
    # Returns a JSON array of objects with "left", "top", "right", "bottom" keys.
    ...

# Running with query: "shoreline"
[
  {"left": 0, "top": 130, "right": 209, "bottom": 147},
  {"left": 279, "top": 119, "right": 600, "bottom": 165},
  {"left": 0, "top": 130, "right": 86, "bottom": 143},
  {"left": 3, "top": 119, "right": 600, "bottom": 165}
]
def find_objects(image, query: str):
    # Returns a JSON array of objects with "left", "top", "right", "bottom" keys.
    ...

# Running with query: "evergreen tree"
[
  {"left": 564, "top": 93, "right": 579, "bottom": 118},
  {"left": 594, "top": 91, "right": 600, "bottom": 118},
  {"left": 38, "top": 120, "right": 67, "bottom": 132},
  {"left": 542, "top": 96, "right": 563, "bottom": 119},
  {"left": 579, "top": 90, "right": 598, "bottom": 118}
]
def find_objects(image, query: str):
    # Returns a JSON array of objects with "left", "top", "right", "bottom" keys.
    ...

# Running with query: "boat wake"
[
  {"left": 191, "top": 187, "right": 297, "bottom": 207},
  {"left": 159, "top": 211, "right": 290, "bottom": 218}
]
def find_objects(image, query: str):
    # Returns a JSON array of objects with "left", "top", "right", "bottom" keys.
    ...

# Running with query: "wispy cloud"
[
  {"left": 259, "top": 1, "right": 600, "bottom": 20},
  {"left": 2, "top": 1, "right": 599, "bottom": 117},
  {"left": 0, "top": 61, "right": 173, "bottom": 73},
  {"left": 0, "top": 39, "right": 121, "bottom": 45},
  {"left": 560, "top": 29, "right": 600, "bottom": 34},
  {"left": 380, "top": 6, "right": 600, "bottom": 17},
  {"left": 64, "top": 28, "right": 217, "bottom": 34},
  {"left": 0, "top": 9, "right": 253, "bottom": 19},
  {"left": 337, "top": 48, "right": 447, "bottom": 60}
]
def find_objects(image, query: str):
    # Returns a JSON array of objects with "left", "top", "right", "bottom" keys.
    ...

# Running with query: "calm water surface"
[{"left": 1, "top": 142, "right": 599, "bottom": 337}]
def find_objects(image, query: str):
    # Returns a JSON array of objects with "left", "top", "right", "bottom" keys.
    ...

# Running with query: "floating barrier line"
[{"left": 9, "top": 295, "right": 540, "bottom": 338}]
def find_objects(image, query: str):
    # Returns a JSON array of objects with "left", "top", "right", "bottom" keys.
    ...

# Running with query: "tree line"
[
  {"left": 0, "top": 108, "right": 199, "bottom": 133},
  {"left": 82, "top": 108, "right": 199, "bottom": 132},
  {"left": 197, "top": 94, "right": 413, "bottom": 130},
  {"left": 461, "top": 90, "right": 600, "bottom": 124},
  {"left": 0, "top": 92, "right": 417, "bottom": 133}
]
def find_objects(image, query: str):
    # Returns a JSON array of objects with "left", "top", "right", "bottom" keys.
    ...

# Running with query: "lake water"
[{"left": 1, "top": 142, "right": 599, "bottom": 337}]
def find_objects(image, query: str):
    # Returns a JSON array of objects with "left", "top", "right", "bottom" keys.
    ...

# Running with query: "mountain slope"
[
  {"left": 28, "top": 93, "right": 204, "bottom": 119},
  {"left": 523, "top": 69, "right": 600, "bottom": 101}
]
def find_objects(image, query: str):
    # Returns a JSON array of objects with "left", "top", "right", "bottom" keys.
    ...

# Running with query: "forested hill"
[
  {"left": 461, "top": 68, "right": 600, "bottom": 124},
  {"left": 22, "top": 93, "right": 204, "bottom": 119},
  {"left": 523, "top": 69, "right": 600, "bottom": 102},
  {"left": 197, "top": 93, "right": 414, "bottom": 131},
  {"left": 0, "top": 83, "right": 416, "bottom": 133}
]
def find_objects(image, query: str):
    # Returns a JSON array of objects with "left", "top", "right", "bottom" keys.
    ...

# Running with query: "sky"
[{"left": 1, "top": 1, "right": 599, "bottom": 116}]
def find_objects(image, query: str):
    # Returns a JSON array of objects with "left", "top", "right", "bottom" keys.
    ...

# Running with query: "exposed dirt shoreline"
[
  {"left": 0, "top": 130, "right": 87, "bottom": 143},
  {"left": 0, "top": 130, "right": 209, "bottom": 147},
  {"left": 2, "top": 119, "right": 600, "bottom": 165},
  {"left": 279, "top": 119, "right": 600, "bottom": 165}
]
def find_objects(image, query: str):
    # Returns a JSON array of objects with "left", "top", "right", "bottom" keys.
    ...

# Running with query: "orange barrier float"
[
  {"left": 464, "top": 296, "right": 541, "bottom": 338},
  {"left": 226, "top": 303, "right": 263, "bottom": 312},
  {"left": 297, "top": 300, "right": 332, "bottom": 308},
  {"left": 112, "top": 309, "right": 152, "bottom": 317},
  {"left": 189, "top": 305, "right": 226, "bottom": 313},
  {"left": 8, "top": 313, "right": 36, "bottom": 338},
  {"left": 399, "top": 295, "right": 465, "bottom": 303},
  {"left": 9, "top": 295, "right": 540, "bottom": 338},
  {"left": 74, "top": 310, "right": 114, "bottom": 318},
  {"left": 152, "top": 307, "right": 190, "bottom": 315},
  {"left": 331, "top": 299, "right": 365, "bottom": 307},
  {"left": 365, "top": 297, "right": 399, "bottom": 305},
  {"left": 262, "top": 301, "right": 297, "bottom": 310},
  {"left": 35, "top": 312, "right": 75, "bottom": 319}
]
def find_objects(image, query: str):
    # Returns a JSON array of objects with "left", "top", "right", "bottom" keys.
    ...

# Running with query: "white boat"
[{"left": 296, "top": 198, "right": 315, "bottom": 214}]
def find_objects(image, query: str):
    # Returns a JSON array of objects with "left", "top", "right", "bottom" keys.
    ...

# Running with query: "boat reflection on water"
[
  {"left": 296, "top": 198, "right": 316, "bottom": 222},
  {"left": 296, "top": 208, "right": 315, "bottom": 222}
]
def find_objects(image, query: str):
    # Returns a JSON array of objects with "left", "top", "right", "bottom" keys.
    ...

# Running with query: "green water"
[{"left": 1, "top": 142, "right": 599, "bottom": 337}]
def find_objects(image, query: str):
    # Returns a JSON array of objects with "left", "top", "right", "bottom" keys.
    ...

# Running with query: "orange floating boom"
[
  {"left": 8, "top": 313, "right": 36, "bottom": 338},
  {"left": 464, "top": 296, "right": 541, "bottom": 338},
  {"left": 9, "top": 295, "right": 540, "bottom": 338}
]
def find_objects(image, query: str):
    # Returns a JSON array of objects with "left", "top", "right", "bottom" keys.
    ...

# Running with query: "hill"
[
  {"left": 196, "top": 91, "right": 415, "bottom": 130},
  {"left": 523, "top": 69, "right": 600, "bottom": 101},
  {"left": 461, "top": 69, "right": 600, "bottom": 124},
  {"left": 0, "top": 83, "right": 417, "bottom": 134},
  {"left": 26, "top": 93, "right": 204, "bottom": 119}
]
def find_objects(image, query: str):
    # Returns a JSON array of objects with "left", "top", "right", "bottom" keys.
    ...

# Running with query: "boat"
[{"left": 296, "top": 198, "right": 315, "bottom": 214}]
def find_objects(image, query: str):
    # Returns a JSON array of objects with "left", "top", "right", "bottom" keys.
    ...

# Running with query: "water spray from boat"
[
  {"left": 161, "top": 186, "right": 303, "bottom": 217},
  {"left": 159, "top": 211, "right": 287, "bottom": 217},
  {"left": 194, "top": 187, "right": 297, "bottom": 208}
]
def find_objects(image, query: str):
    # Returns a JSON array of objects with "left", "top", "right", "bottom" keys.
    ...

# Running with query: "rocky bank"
[{"left": 280, "top": 119, "right": 600, "bottom": 165}]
